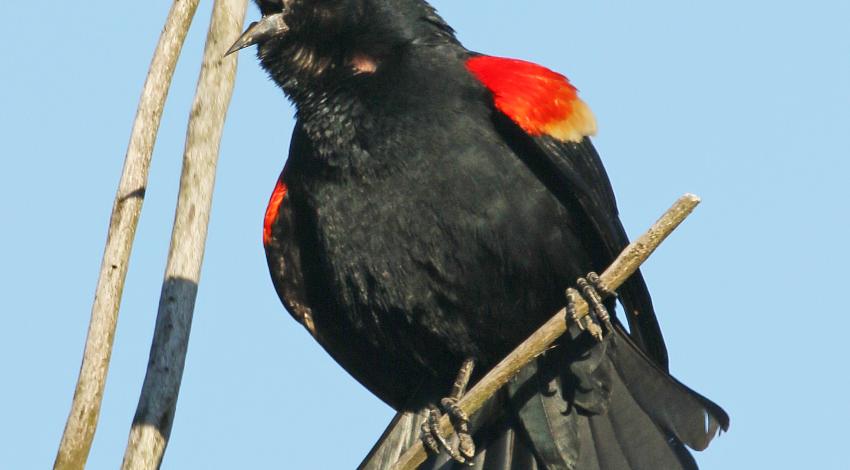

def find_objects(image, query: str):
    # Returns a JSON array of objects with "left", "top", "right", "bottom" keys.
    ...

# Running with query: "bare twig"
[
  {"left": 391, "top": 193, "right": 702, "bottom": 470},
  {"left": 119, "top": 1, "right": 248, "bottom": 468},
  {"left": 54, "top": 3, "right": 201, "bottom": 469}
]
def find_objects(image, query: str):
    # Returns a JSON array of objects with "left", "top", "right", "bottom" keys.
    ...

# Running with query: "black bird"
[{"left": 230, "top": 0, "right": 728, "bottom": 468}]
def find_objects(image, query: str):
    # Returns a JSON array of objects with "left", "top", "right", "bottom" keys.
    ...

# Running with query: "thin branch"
[
  {"left": 391, "top": 193, "right": 702, "bottom": 470},
  {"left": 119, "top": 1, "right": 248, "bottom": 468},
  {"left": 54, "top": 3, "right": 201, "bottom": 469}
]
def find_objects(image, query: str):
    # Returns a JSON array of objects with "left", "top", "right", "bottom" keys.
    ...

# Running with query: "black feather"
[
  {"left": 250, "top": 1, "right": 727, "bottom": 468},
  {"left": 361, "top": 322, "right": 727, "bottom": 469}
]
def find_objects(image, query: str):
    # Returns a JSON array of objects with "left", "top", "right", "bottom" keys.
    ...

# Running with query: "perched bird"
[{"left": 230, "top": 0, "right": 729, "bottom": 468}]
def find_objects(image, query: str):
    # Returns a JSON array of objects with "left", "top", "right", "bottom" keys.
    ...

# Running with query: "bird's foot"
[
  {"left": 566, "top": 272, "right": 615, "bottom": 342},
  {"left": 420, "top": 358, "right": 476, "bottom": 464}
]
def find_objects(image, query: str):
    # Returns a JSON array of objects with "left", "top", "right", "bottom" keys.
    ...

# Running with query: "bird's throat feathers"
[{"left": 466, "top": 56, "right": 597, "bottom": 143}]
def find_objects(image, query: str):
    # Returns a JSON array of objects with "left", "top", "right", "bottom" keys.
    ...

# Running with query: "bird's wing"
[
  {"left": 265, "top": 170, "right": 419, "bottom": 406},
  {"left": 466, "top": 55, "right": 669, "bottom": 369}
]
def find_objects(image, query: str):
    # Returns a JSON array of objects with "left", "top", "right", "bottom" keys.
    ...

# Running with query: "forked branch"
[{"left": 54, "top": 3, "right": 201, "bottom": 469}]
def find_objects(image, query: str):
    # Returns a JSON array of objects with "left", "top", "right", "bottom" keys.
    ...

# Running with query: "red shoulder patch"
[
  {"left": 263, "top": 178, "right": 288, "bottom": 245},
  {"left": 466, "top": 56, "right": 596, "bottom": 143}
]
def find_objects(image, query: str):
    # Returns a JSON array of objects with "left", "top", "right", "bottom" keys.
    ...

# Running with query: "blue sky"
[{"left": 1, "top": 1, "right": 849, "bottom": 468}]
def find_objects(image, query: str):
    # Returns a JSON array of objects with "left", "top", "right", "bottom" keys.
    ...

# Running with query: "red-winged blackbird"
[{"left": 232, "top": 1, "right": 728, "bottom": 468}]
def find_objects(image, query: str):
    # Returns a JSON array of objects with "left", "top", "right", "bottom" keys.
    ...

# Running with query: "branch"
[
  {"left": 390, "top": 193, "right": 702, "bottom": 470},
  {"left": 119, "top": 1, "right": 248, "bottom": 468},
  {"left": 54, "top": 3, "right": 201, "bottom": 469}
]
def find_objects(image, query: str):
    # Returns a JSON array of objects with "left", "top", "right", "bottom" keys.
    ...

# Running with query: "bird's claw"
[
  {"left": 441, "top": 397, "right": 475, "bottom": 461},
  {"left": 420, "top": 405, "right": 449, "bottom": 456},
  {"left": 420, "top": 402, "right": 475, "bottom": 464},
  {"left": 420, "top": 359, "right": 476, "bottom": 464},
  {"left": 567, "top": 272, "right": 615, "bottom": 341}
]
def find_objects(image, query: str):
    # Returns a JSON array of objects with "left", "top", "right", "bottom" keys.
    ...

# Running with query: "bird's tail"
[{"left": 359, "top": 321, "right": 728, "bottom": 470}]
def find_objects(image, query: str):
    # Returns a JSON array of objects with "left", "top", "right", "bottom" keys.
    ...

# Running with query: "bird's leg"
[
  {"left": 567, "top": 272, "right": 615, "bottom": 341},
  {"left": 421, "top": 358, "right": 476, "bottom": 464},
  {"left": 443, "top": 358, "right": 476, "bottom": 461}
]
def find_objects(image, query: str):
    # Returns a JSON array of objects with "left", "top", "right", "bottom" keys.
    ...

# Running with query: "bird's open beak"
[{"left": 226, "top": 12, "right": 288, "bottom": 56}]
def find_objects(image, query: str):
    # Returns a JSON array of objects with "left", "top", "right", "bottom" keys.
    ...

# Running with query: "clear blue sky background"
[{"left": 1, "top": 1, "right": 848, "bottom": 468}]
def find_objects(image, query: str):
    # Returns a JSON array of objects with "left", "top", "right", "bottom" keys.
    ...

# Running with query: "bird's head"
[{"left": 228, "top": 0, "right": 457, "bottom": 91}]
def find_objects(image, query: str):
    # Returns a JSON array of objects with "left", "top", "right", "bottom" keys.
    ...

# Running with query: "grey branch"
[
  {"left": 54, "top": 2, "right": 201, "bottom": 469},
  {"left": 119, "top": 0, "right": 248, "bottom": 468},
  {"left": 389, "top": 194, "right": 702, "bottom": 470}
]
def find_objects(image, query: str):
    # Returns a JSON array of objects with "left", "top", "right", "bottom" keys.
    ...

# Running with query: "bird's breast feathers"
[{"left": 465, "top": 55, "right": 597, "bottom": 143}]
